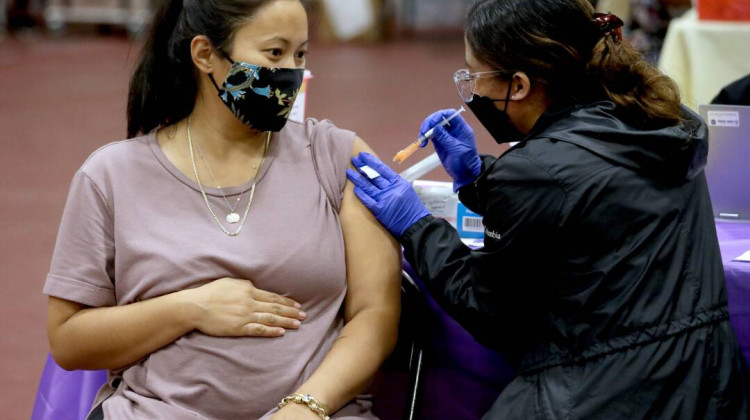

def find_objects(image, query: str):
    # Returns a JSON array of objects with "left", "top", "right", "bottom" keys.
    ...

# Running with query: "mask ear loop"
[
  {"left": 501, "top": 76, "right": 514, "bottom": 110},
  {"left": 483, "top": 72, "right": 520, "bottom": 104},
  {"left": 208, "top": 74, "right": 222, "bottom": 92},
  {"left": 219, "top": 49, "right": 235, "bottom": 64},
  {"left": 208, "top": 50, "right": 236, "bottom": 92}
]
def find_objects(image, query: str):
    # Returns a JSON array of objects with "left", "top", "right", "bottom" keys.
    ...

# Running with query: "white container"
[{"left": 413, "top": 180, "right": 459, "bottom": 228}]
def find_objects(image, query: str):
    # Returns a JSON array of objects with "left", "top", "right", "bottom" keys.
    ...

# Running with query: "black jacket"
[{"left": 401, "top": 101, "right": 749, "bottom": 419}]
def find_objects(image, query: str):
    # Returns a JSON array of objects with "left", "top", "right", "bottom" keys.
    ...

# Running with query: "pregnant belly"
[{"left": 136, "top": 324, "right": 339, "bottom": 420}]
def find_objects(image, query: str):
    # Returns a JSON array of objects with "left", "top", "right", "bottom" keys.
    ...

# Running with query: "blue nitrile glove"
[
  {"left": 346, "top": 152, "right": 431, "bottom": 238},
  {"left": 420, "top": 109, "right": 482, "bottom": 192}
]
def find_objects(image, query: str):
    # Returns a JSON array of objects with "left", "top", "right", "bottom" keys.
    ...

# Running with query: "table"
[
  {"left": 658, "top": 9, "right": 750, "bottom": 110},
  {"left": 30, "top": 222, "right": 750, "bottom": 420},
  {"left": 716, "top": 221, "right": 750, "bottom": 365},
  {"left": 43, "top": 0, "right": 151, "bottom": 37}
]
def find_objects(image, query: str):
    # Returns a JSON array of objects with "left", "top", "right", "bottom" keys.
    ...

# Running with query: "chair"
[
  {"left": 387, "top": 270, "right": 429, "bottom": 420},
  {"left": 31, "top": 356, "right": 106, "bottom": 420}
]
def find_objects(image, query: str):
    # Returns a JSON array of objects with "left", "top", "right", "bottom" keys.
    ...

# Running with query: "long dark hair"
[
  {"left": 127, "top": 0, "right": 279, "bottom": 138},
  {"left": 466, "top": 0, "right": 682, "bottom": 126}
]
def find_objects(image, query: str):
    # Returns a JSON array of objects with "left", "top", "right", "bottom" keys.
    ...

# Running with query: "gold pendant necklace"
[
  {"left": 187, "top": 116, "right": 270, "bottom": 237},
  {"left": 193, "top": 137, "right": 254, "bottom": 224}
]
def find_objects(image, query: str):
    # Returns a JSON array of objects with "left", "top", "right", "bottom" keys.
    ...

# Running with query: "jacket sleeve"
[{"left": 401, "top": 153, "right": 567, "bottom": 351}]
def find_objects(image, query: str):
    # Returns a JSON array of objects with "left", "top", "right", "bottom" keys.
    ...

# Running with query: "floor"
[{"left": 0, "top": 33, "right": 508, "bottom": 419}]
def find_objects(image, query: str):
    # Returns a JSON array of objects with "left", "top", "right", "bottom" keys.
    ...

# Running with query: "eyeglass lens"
[{"left": 454, "top": 70, "right": 474, "bottom": 102}]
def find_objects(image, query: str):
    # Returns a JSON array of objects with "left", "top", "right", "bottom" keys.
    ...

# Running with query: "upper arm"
[
  {"left": 339, "top": 137, "right": 402, "bottom": 322},
  {"left": 44, "top": 170, "right": 116, "bottom": 343}
]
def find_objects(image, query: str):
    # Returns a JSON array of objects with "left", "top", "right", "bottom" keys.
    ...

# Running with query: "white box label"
[{"left": 706, "top": 111, "right": 740, "bottom": 128}]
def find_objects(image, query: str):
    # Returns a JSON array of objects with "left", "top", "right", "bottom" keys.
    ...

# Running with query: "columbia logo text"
[{"left": 485, "top": 229, "right": 502, "bottom": 240}]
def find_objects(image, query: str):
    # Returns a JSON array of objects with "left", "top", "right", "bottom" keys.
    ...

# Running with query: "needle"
[{"left": 393, "top": 106, "right": 466, "bottom": 164}]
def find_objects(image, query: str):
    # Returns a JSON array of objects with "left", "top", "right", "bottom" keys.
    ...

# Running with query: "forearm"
[
  {"left": 293, "top": 309, "right": 399, "bottom": 413},
  {"left": 48, "top": 291, "right": 198, "bottom": 371}
]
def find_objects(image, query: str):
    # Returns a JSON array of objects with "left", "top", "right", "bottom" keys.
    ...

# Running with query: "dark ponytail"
[
  {"left": 466, "top": 0, "right": 682, "bottom": 127},
  {"left": 127, "top": 0, "right": 189, "bottom": 138},
  {"left": 127, "top": 0, "right": 278, "bottom": 138}
]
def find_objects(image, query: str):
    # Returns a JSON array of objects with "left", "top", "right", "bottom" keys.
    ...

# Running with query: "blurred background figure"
[
  {"left": 0, "top": 0, "right": 6, "bottom": 37},
  {"left": 627, "top": 0, "right": 691, "bottom": 63},
  {"left": 594, "top": 0, "right": 691, "bottom": 63},
  {"left": 712, "top": 73, "right": 750, "bottom": 106}
]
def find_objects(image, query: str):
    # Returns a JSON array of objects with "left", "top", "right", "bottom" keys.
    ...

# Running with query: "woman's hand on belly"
[{"left": 184, "top": 277, "right": 307, "bottom": 338}]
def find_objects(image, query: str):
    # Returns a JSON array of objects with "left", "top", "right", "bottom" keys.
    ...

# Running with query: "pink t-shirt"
[{"left": 44, "top": 119, "right": 377, "bottom": 420}]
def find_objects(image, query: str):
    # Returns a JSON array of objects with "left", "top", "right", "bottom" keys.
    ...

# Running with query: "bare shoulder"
[{"left": 351, "top": 136, "right": 375, "bottom": 156}]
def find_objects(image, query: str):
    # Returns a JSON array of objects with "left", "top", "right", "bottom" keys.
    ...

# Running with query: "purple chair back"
[{"left": 31, "top": 354, "right": 106, "bottom": 420}]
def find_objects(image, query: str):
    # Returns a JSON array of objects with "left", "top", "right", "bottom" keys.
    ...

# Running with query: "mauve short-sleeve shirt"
[{"left": 43, "top": 119, "right": 378, "bottom": 420}]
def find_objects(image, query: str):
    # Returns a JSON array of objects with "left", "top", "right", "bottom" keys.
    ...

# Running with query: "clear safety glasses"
[{"left": 453, "top": 69, "right": 509, "bottom": 102}]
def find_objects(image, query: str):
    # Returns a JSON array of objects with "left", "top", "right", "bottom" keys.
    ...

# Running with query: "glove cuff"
[
  {"left": 452, "top": 156, "right": 483, "bottom": 192},
  {"left": 399, "top": 214, "right": 435, "bottom": 243}
]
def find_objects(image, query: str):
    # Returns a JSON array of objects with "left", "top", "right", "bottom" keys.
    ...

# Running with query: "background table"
[
  {"left": 716, "top": 221, "right": 750, "bottom": 366},
  {"left": 658, "top": 9, "right": 750, "bottom": 110}
]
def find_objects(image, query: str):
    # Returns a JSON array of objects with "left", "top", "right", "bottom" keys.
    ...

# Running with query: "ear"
[
  {"left": 510, "top": 72, "right": 532, "bottom": 101},
  {"left": 190, "top": 35, "right": 220, "bottom": 75}
]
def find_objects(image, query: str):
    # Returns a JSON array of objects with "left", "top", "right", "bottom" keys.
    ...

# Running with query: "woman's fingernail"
[
  {"left": 294, "top": 302, "right": 302, "bottom": 309},
  {"left": 292, "top": 320, "right": 301, "bottom": 327},
  {"left": 299, "top": 311, "right": 307, "bottom": 319}
]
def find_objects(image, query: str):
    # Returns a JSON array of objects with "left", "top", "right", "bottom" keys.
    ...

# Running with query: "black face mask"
[
  {"left": 209, "top": 57, "right": 304, "bottom": 132},
  {"left": 465, "top": 82, "right": 525, "bottom": 144}
]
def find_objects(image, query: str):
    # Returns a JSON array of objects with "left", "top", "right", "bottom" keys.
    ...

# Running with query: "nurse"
[{"left": 347, "top": 0, "right": 749, "bottom": 418}]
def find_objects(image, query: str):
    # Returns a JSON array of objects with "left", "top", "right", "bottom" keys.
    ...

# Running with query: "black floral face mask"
[{"left": 209, "top": 57, "right": 304, "bottom": 132}]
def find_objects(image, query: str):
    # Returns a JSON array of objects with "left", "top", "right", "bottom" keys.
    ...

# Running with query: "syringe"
[{"left": 393, "top": 106, "right": 466, "bottom": 164}]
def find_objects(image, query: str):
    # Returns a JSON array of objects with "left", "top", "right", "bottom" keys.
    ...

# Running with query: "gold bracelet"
[{"left": 278, "top": 393, "right": 330, "bottom": 420}]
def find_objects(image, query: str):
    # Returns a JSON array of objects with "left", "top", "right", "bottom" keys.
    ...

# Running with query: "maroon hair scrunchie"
[{"left": 593, "top": 12, "right": 624, "bottom": 44}]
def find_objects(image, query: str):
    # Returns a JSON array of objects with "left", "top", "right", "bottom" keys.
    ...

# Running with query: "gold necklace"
[
  {"left": 187, "top": 116, "right": 270, "bottom": 237},
  {"left": 193, "top": 134, "right": 254, "bottom": 224}
]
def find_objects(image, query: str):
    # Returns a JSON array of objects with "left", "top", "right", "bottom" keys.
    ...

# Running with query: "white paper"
[
  {"left": 735, "top": 250, "right": 750, "bottom": 262},
  {"left": 461, "top": 238, "right": 485, "bottom": 248},
  {"left": 413, "top": 180, "right": 458, "bottom": 228},
  {"left": 359, "top": 165, "right": 381, "bottom": 179}
]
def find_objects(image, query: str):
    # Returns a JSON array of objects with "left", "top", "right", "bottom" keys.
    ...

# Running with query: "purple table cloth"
[
  {"left": 31, "top": 221, "right": 750, "bottom": 420},
  {"left": 716, "top": 221, "right": 750, "bottom": 367}
]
